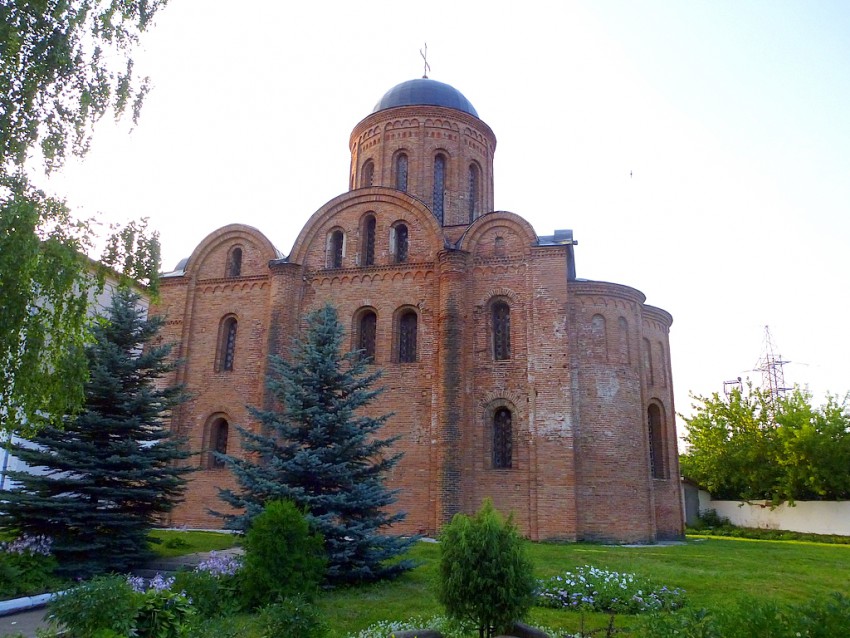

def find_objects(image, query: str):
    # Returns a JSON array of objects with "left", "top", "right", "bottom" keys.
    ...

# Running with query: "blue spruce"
[{"left": 219, "top": 303, "right": 416, "bottom": 584}]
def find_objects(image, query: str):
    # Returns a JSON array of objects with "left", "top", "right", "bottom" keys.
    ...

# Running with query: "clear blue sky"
[{"left": 47, "top": 0, "right": 850, "bottom": 431}]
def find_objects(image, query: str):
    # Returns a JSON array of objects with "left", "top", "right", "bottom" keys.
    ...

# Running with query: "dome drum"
[{"left": 350, "top": 100, "right": 496, "bottom": 227}]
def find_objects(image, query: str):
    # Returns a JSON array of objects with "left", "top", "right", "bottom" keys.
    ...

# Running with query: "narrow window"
[
  {"left": 493, "top": 407, "right": 512, "bottom": 469},
  {"left": 394, "top": 223, "right": 409, "bottom": 263},
  {"left": 362, "top": 160, "right": 374, "bottom": 188},
  {"left": 617, "top": 317, "right": 631, "bottom": 364},
  {"left": 433, "top": 154, "right": 446, "bottom": 223},
  {"left": 468, "top": 163, "right": 480, "bottom": 222},
  {"left": 210, "top": 418, "right": 229, "bottom": 468},
  {"left": 643, "top": 337, "right": 654, "bottom": 385},
  {"left": 218, "top": 317, "right": 237, "bottom": 372},
  {"left": 395, "top": 153, "right": 408, "bottom": 192},
  {"left": 329, "top": 230, "right": 344, "bottom": 268},
  {"left": 648, "top": 404, "right": 666, "bottom": 479},
  {"left": 362, "top": 215, "right": 376, "bottom": 266},
  {"left": 492, "top": 301, "right": 511, "bottom": 361},
  {"left": 398, "top": 310, "right": 417, "bottom": 363},
  {"left": 494, "top": 236, "right": 505, "bottom": 257},
  {"left": 226, "top": 247, "right": 242, "bottom": 277},
  {"left": 657, "top": 341, "right": 668, "bottom": 388},
  {"left": 359, "top": 311, "right": 377, "bottom": 362},
  {"left": 591, "top": 314, "right": 608, "bottom": 361}
]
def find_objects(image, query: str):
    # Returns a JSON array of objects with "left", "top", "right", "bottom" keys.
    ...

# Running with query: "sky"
[{"left": 44, "top": 0, "right": 850, "bottom": 432}]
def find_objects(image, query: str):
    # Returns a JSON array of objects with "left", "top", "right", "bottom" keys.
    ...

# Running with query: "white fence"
[{"left": 697, "top": 490, "right": 850, "bottom": 536}]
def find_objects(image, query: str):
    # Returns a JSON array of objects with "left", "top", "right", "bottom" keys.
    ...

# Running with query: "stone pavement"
[{"left": 0, "top": 548, "right": 243, "bottom": 638}]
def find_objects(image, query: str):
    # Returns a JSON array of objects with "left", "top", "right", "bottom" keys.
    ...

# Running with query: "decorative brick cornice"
[{"left": 569, "top": 280, "right": 647, "bottom": 305}]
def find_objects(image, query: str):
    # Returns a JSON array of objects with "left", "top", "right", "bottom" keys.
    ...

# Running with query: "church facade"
[{"left": 153, "top": 78, "right": 683, "bottom": 542}]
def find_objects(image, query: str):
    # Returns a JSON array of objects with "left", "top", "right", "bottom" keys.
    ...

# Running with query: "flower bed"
[{"left": 536, "top": 565, "right": 686, "bottom": 614}]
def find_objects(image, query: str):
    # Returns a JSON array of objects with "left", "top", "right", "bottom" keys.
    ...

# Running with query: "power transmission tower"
[{"left": 755, "top": 325, "right": 791, "bottom": 402}]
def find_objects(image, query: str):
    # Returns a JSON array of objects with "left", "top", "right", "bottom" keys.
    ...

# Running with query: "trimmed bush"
[
  {"left": 241, "top": 500, "right": 326, "bottom": 608},
  {"left": 437, "top": 499, "right": 536, "bottom": 638}
]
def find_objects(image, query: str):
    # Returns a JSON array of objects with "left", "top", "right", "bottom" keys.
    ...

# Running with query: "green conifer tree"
[
  {"left": 218, "top": 303, "right": 416, "bottom": 584},
  {"left": 0, "top": 287, "right": 191, "bottom": 577}
]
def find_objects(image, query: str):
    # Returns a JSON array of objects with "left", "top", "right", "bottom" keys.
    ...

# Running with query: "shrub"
[
  {"left": 437, "top": 499, "right": 536, "bottom": 638},
  {"left": 174, "top": 551, "right": 243, "bottom": 618},
  {"left": 257, "top": 596, "right": 329, "bottom": 638},
  {"left": 132, "top": 577, "right": 195, "bottom": 638},
  {"left": 49, "top": 574, "right": 140, "bottom": 638},
  {"left": 0, "top": 534, "right": 59, "bottom": 599},
  {"left": 347, "top": 615, "right": 465, "bottom": 638},
  {"left": 49, "top": 573, "right": 195, "bottom": 638},
  {"left": 635, "top": 593, "right": 850, "bottom": 637},
  {"left": 536, "top": 565, "right": 686, "bottom": 614},
  {"left": 240, "top": 500, "right": 326, "bottom": 609}
]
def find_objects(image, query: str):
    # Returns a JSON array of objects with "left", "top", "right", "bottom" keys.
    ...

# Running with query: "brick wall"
[{"left": 150, "top": 98, "right": 683, "bottom": 542}]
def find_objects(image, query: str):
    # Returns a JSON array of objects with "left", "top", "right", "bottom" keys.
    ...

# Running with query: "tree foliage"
[
  {"left": 681, "top": 385, "right": 850, "bottom": 503},
  {"left": 1, "top": 0, "right": 165, "bottom": 436},
  {"left": 240, "top": 500, "right": 326, "bottom": 609},
  {"left": 437, "top": 498, "right": 536, "bottom": 638},
  {"left": 219, "top": 303, "right": 416, "bottom": 584},
  {"left": 1, "top": 0, "right": 168, "bottom": 172},
  {"left": 0, "top": 176, "right": 162, "bottom": 436},
  {"left": 0, "top": 287, "right": 191, "bottom": 577},
  {"left": 0, "top": 176, "right": 94, "bottom": 436}
]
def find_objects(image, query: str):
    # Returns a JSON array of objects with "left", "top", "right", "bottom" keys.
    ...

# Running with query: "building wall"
[{"left": 152, "top": 95, "right": 683, "bottom": 542}]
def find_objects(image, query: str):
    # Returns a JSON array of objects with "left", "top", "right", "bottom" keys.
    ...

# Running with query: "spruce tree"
[
  {"left": 0, "top": 287, "right": 191, "bottom": 578},
  {"left": 219, "top": 303, "right": 416, "bottom": 584}
]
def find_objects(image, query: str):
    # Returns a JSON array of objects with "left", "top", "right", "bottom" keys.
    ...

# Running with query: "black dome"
[{"left": 372, "top": 78, "right": 479, "bottom": 118}]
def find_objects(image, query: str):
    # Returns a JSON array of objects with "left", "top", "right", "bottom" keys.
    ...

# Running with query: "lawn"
[
  {"left": 147, "top": 529, "right": 240, "bottom": 558},
  {"left": 317, "top": 536, "right": 850, "bottom": 636},
  {"left": 18, "top": 531, "right": 850, "bottom": 636}
]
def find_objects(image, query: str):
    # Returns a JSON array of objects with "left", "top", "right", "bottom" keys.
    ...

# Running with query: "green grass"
[
  {"left": 147, "top": 529, "right": 239, "bottom": 558},
  {"left": 315, "top": 536, "right": 850, "bottom": 636}
]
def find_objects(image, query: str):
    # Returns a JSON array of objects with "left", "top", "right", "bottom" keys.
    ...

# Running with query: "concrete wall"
[{"left": 699, "top": 491, "right": 850, "bottom": 536}]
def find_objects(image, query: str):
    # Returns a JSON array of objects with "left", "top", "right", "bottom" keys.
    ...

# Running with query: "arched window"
[
  {"left": 643, "top": 338, "right": 654, "bottom": 385},
  {"left": 217, "top": 316, "right": 237, "bottom": 372},
  {"left": 493, "top": 407, "right": 512, "bottom": 469},
  {"left": 657, "top": 341, "right": 668, "bottom": 388},
  {"left": 591, "top": 314, "right": 608, "bottom": 361},
  {"left": 433, "top": 154, "right": 446, "bottom": 223},
  {"left": 226, "top": 246, "right": 242, "bottom": 278},
  {"left": 210, "top": 418, "right": 229, "bottom": 468},
  {"left": 468, "top": 163, "right": 480, "bottom": 222},
  {"left": 328, "top": 230, "right": 344, "bottom": 268},
  {"left": 648, "top": 404, "right": 667, "bottom": 479},
  {"left": 362, "top": 215, "right": 376, "bottom": 266},
  {"left": 617, "top": 317, "right": 631, "bottom": 364},
  {"left": 398, "top": 310, "right": 417, "bottom": 363},
  {"left": 395, "top": 153, "right": 408, "bottom": 192},
  {"left": 492, "top": 300, "right": 511, "bottom": 361},
  {"left": 361, "top": 160, "right": 374, "bottom": 188},
  {"left": 393, "top": 223, "right": 409, "bottom": 263},
  {"left": 359, "top": 310, "right": 377, "bottom": 362}
]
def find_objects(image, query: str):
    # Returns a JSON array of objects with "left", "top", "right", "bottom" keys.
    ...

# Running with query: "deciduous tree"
[
  {"left": 1, "top": 0, "right": 168, "bottom": 172},
  {"left": 681, "top": 385, "right": 850, "bottom": 503},
  {"left": 1, "top": 0, "right": 167, "bottom": 435}
]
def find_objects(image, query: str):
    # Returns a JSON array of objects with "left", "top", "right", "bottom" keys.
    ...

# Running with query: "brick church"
[{"left": 153, "top": 77, "right": 684, "bottom": 542}]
